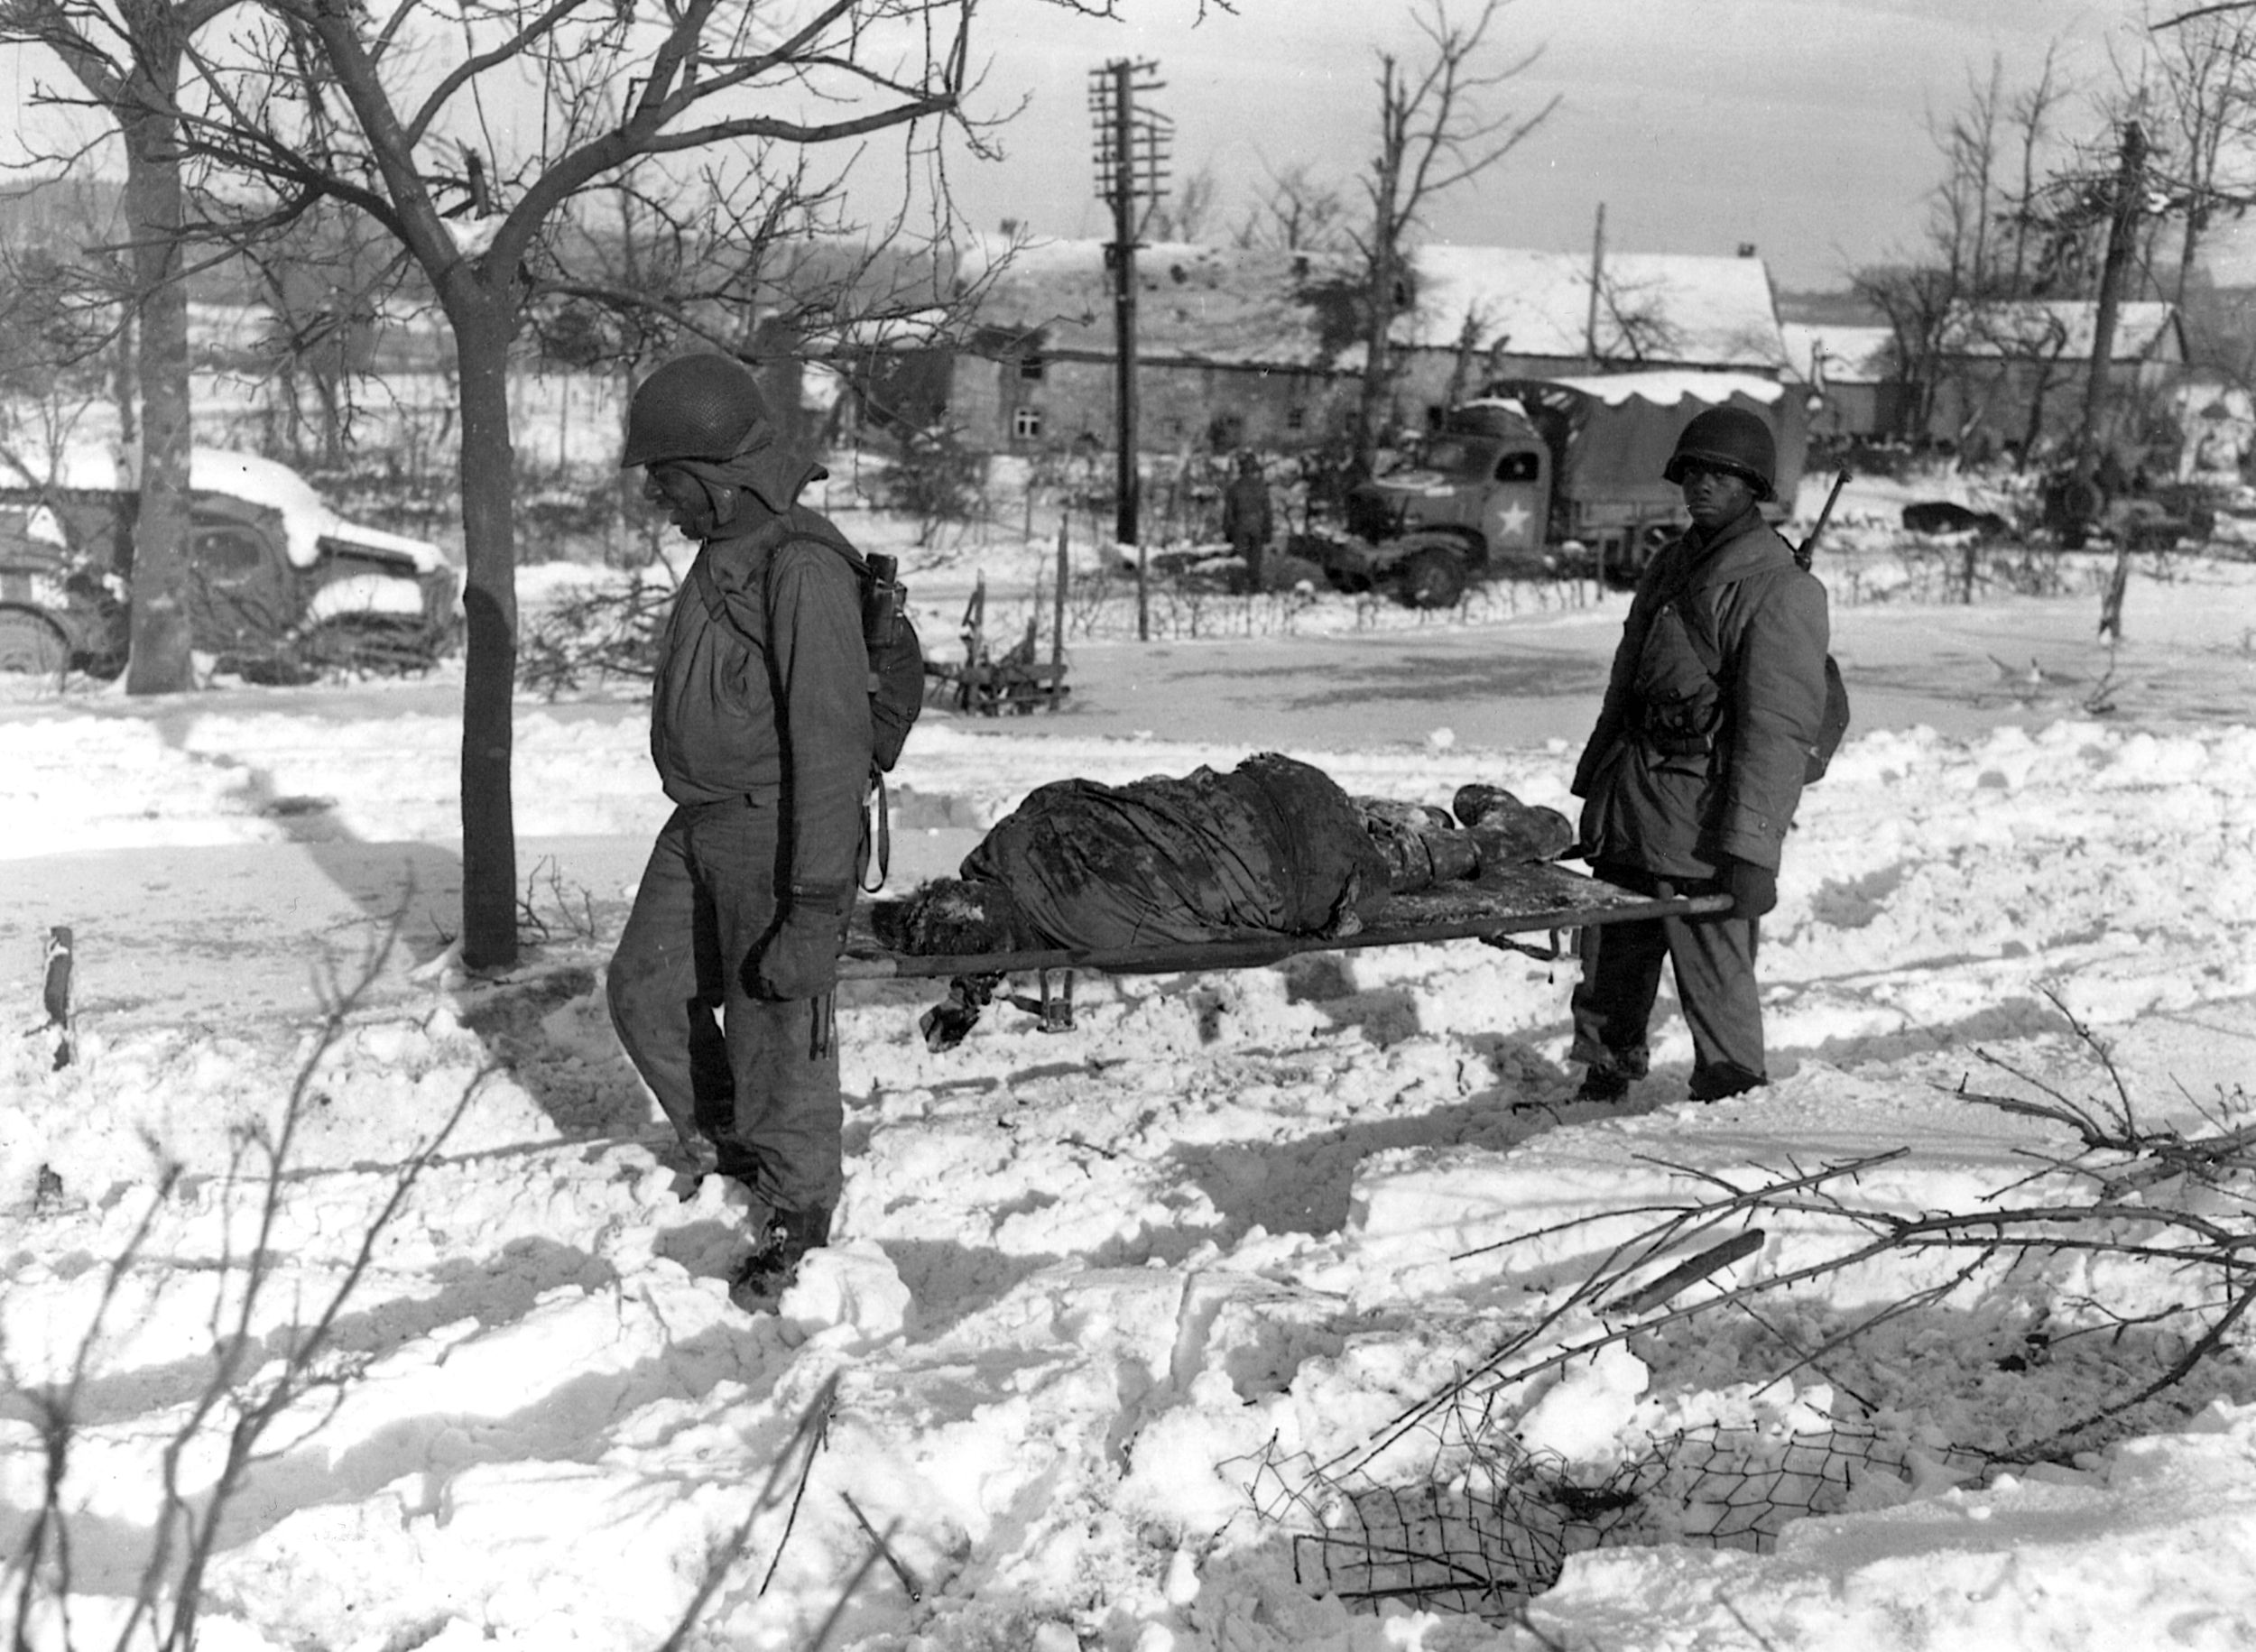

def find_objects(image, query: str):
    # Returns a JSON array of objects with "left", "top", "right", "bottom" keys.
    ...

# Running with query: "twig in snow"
[
  {"left": 658, "top": 1373, "right": 838, "bottom": 1652},
  {"left": 841, "top": 1490, "right": 923, "bottom": 1601}
]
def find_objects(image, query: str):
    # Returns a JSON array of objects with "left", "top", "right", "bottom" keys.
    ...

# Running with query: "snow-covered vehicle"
[
  {"left": 0, "top": 448, "right": 460, "bottom": 680},
  {"left": 1306, "top": 371, "right": 1810, "bottom": 605}
]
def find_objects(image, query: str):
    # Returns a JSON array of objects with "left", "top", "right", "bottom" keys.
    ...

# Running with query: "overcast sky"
[
  {"left": 0, "top": 0, "right": 2149, "bottom": 295},
  {"left": 947, "top": 0, "right": 2141, "bottom": 291}
]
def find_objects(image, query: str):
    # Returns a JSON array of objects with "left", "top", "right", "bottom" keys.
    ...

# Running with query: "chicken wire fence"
[{"left": 1244, "top": 1418, "right": 1991, "bottom": 1624}]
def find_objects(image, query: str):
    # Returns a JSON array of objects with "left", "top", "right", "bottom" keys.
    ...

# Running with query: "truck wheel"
[
  {"left": 0, "top": 606, "right": 69, "bottom": 686},
  {"left": 1398, "top": 546, "right": 1466, "bottom": 609}
]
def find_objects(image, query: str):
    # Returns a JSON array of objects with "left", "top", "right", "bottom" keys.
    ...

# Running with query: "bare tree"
[
  {"left": 1231, "top": 159, "right": 1354, "bottom": 254},
  {"left": 0, "top": 0, "right": 246, "bottom": 694},
  {"left": 144, "top": 0, "right": 1116, "bottom": 969},
  {"left": 1589, "top": 269, "right": 1684, "bottom": 367},
  {"left": 1349, "top": 0, "right": 1556, "bottom": 475},
  {"left": 1852, "top": 260, "right": 1959, "bottom": 441},
  {"left": 1145, "top": 159, "right": 1218, "bottom": 243},
  {"left": 2005, "top": 45, "right": 2072, "bottom": 293},
  {"left": 0, "top": 180, "right": 135, "bottom": 483},
  {"left": 238, "top": 197, "right": 406, "bottom": 466},
  {"left": 2140, "top": 1, "right": 2256, "bottom": 303},
  {"left": 1855, "top": 50, "right": 2106, "bottom": 452},
  {"left": 1932, "top": 56, "right": 2008, "bottom": 299}
]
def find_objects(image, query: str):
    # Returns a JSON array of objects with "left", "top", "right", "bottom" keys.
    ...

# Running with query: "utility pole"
[
  {"left": 1090, "top": 58, "right": 1169, "bottom": 638},
  {"left": 1583, "top": 201, "right": 1606, "bottom": 369}
]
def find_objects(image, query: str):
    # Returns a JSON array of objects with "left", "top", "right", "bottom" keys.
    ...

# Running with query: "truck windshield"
[{"left": 1393, "top": 438, "right": 1493, "bottom": 479}]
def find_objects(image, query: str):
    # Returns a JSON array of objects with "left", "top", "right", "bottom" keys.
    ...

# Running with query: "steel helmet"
[
  {"left": 620, "top": 353, "right": 772, "bottom": 469},
  {"left": 1662, "top": 405, "right": 1777, "bottom": 501}
]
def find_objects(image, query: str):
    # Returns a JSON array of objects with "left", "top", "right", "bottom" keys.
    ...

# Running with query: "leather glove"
[
  {"left": 1723, "top": 857, "right": 1779, "bottom": 920},
  {"left": 753, "top": 898, "right": 847, "bottom": 1001}
]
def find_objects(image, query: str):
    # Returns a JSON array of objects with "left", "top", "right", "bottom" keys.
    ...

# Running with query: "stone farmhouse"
[
  {"left": 846, "top": 237, "right": 1800, "bottom": 457},
  {"left": 1928, "top": 300, "right": 2186, "bottom": 461}
]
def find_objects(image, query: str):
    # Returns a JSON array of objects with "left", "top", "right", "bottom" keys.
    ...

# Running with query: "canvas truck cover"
[{"left": 1479, "top": 370, "right": 1808, "bottom": 521}]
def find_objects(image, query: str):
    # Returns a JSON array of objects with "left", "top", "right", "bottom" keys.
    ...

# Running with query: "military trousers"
[
  {"left": 607, "top": 794, "right": 843, "bottom": 1220},
  {"left": 1568, "top": 859, "right": 1767, "bottom": 1097}
]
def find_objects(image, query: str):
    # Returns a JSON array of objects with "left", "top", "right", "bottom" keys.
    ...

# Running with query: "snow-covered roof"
[
  {"left": 1780, "top": 322, "right": 1897, "bottom": 384},
  {"left": 959, "top": 236, "right": 1792, "bottom": 374},
  {"left": 964, "top": 236, "right": 1344, "bottom": 368},
  {"left": 43, "top": 446, "right": 448, "bottom": 574},
  {"left": 1940, "top": 300, "right": 2181, "bottom": 362},
  {"left": 1405, "top": 244, "right": 1789, "bottom": 370}
]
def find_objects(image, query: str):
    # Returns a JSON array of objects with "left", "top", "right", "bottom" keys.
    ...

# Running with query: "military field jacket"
[
  {"left": 649, "top": 501, "right": 874, "bottom": 900},
  {"left": 1571, "top": 505, "right": 1830, "bottom": 877}
]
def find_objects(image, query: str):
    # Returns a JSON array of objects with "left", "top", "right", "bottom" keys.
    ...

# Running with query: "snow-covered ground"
[{"left": 4, "top": 503, "right": 2256, "bottom": 1651}]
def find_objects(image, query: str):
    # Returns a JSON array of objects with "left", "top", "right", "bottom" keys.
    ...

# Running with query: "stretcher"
[{"left": 839, "top": 862, "right": 1734, "bottom": 1033}]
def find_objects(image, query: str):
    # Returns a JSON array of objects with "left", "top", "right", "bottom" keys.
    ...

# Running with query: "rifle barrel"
[{"left": 1798, "top": 467, "right": 1852, "bottom": 568}]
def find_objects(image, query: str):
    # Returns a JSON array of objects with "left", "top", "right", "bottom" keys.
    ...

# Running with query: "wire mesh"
[{"left": 1250, "top": 1420, "right": 1988, "bottom": 1625}]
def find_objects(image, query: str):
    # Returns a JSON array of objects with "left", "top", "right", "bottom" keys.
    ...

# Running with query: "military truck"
[
  {"left": 1308, "top": 370, "right": 1810, "bottom": 606},
  {"left": 0, "top": 448, "right": 459, "bottom": 682}
]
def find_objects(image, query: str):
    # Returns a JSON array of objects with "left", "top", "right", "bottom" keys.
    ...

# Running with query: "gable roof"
[
  {"left": 1780, "top": 322, "right": 1897, "bottom": 385},
  {"left": 955, "top": 237, "right": 1793, "bottom": 375},
  {"left": 1939, "top": 300, "right": 2183, "bottom": 362},
  {"left": 1404, "top": 244, "right": 1789, "bottom": 371}
]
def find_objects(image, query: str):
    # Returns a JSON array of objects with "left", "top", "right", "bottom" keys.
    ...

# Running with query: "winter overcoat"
[{"left": 1571, "top": 504, "right": 1830, "bottom": 879}]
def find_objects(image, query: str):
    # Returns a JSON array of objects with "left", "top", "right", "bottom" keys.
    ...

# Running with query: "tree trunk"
[
  {"left": 1355, "top": 239, "right": 1398, "bottom": 481},
  {"left": 118, "top": 76, "right": 196, "bottom": 696},
  {"left": 1354, "top": 60, "right": 1406, "bottom": 481},
  {"left": 450, "top": 296, "right": 522, "bottom": 969},
  {"left": 2083, "top": 122, "right": 2145, "bottom": 646},
  {"left": 2078, "top": 122, "right": 2145, "bottom": 479}
]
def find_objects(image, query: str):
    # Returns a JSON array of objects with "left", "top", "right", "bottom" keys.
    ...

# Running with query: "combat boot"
[
  {"left": 727, "top": 1207, "right": 833, "bottom": 1314},
  {"left": 1574, "top": 1066, "right": 1632, "bottom": 1103},
  {"left": 1687, "top": 1063, "right": 1766, "bottom": 1103}
]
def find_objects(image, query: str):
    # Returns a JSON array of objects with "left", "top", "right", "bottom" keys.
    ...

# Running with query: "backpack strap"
[
  {"left": 748, "top": 522, "right": 897, "bottom": 895},
  {"left": 1662, "top": 555, "right": 1796, "bottom": 687},
  {"left": 690, "top": 528, "right": 894, "bottom": 893}
]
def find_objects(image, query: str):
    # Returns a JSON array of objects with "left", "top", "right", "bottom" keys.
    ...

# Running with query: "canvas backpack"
[{"left": 689, "top": 531, "right": 927, "bottom": 885}]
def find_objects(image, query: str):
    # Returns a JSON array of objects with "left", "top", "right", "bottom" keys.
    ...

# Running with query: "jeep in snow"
[{"left": 0, "top": 448, "right": 460, "bottom": 682}]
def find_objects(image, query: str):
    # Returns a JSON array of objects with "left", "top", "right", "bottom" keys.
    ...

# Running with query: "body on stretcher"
[{"left": 840, "top": 861, "right": 1734, "bottom": 1046}]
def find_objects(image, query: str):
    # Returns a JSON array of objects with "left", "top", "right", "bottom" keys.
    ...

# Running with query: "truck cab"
[
  {"left": 0, "top": 448, "right": 458, "bottom": 683},
  {"left": 1327, "top": 401, "right": 1567, "bottom": 606},
  {"left": 1309, "top": 373, "right": 1808, "bottom": 606}
]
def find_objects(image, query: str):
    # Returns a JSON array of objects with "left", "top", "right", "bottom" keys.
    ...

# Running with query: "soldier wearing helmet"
[
  {"left": 1220, "top": 448, "right": 1274, "bottom": 588},
  {"left": 1564, "top": 402, "right": 1830, "bottom": 1105},
  {"left": 606, "top": 351, "right": 874, "bottom": 1312}
]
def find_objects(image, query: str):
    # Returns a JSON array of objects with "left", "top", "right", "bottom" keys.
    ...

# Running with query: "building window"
[
  {"left": 1019, "top": 352, "right": 1045, "bottom": 381},
  {"left": 1012, "top": 404, "right": 1043, "bottom": 440},
  {"left": 1286, "top": 406, "right": 1307, "bottom": 431}
]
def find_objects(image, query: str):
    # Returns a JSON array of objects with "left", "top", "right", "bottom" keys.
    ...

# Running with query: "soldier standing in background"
[{"left": 1221, "top": 449, "right": 1274, "bottom": 588}]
